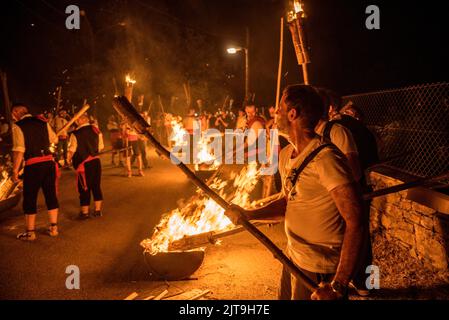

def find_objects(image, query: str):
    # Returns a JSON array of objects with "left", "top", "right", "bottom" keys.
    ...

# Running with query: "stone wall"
[{"left": 369, "top": 170, "right": 449, "bottom": 271}]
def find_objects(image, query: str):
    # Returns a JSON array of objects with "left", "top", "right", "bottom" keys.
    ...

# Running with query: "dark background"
[{"left": 0, "top": 0, "right": 448, "bottom": 120}]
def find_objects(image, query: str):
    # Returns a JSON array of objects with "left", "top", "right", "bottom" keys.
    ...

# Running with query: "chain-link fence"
[{"left": 343, "top": 83, "right": 449, "bottom": 178}]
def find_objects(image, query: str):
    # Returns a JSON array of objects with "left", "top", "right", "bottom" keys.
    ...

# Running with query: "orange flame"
[
  {"left": 125, "top": 74, "right": 136, "bottom": 85},
  {"left": 294, "top": 0, "right": 303, "bottom": 14},
  {"left": 141, "top": 162, "right": 260, "bottom": 254},
  {"left": 0, "top": 170, "right": 13, "bottom": 200}
]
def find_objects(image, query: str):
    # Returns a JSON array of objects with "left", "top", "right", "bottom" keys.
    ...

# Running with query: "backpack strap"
[
  {"left": 288, "top": 143, "right": 334, "bottom": 192},
  {"left": 322, "top": 121, "right": 336, "bottom": 141}
]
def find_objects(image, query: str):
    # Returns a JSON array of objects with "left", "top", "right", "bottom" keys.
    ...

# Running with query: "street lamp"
[{"left": 226, "top": 46, "right": 249, "bottom": 103}]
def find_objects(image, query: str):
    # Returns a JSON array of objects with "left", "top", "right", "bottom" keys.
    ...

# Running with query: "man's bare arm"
[
  {"left": 225, "top": 196, "right": 287, "bottom": 225},
  {"left": 12, "top": 151, "right": 24, "bottom": 182},
  {"left": 331, "top": 182, "right": 365, "bottom": 286},
  {"left": 345, "top": 152, "right": 362, "bottom": 182}
]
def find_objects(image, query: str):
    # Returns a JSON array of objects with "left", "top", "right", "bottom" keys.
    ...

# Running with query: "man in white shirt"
[
  {"left": 11, "top": 104, "right": 60, "bottom": 241},
  {"left": 226, "top": 85, "right": 365, "bottom": 300}
]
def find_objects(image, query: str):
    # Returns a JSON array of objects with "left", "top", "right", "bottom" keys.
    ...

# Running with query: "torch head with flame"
[
  {"left": 288, "top": 0, "right": 305, "bottom": 22},
  {"left": 125, "top": 74, "right": 136, "bottom": 86}
]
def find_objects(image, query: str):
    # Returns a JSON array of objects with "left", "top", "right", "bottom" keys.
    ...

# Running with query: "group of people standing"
[
  {"left": 11, "top": 104, "right": 104, "bottom": 241},
  {"left": 8, "top": 84, "right": 380, "bottom": 301}
]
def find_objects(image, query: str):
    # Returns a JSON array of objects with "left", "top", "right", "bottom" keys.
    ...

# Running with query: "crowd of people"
[{"left": 5, "top": 82, "right": 379, "bottom": 300}]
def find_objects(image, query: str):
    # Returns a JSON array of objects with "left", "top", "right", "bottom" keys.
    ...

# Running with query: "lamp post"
[{"left": 227, "top": 46, "right": 249, "bottom": 103}]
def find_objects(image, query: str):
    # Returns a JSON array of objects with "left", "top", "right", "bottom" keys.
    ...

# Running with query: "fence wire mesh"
[{"left": 343, "top": 82, "right": 449, "bottom": 178}]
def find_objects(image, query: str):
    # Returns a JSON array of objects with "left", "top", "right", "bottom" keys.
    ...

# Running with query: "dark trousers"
[
  {"left": 78, "top": 159, "right": 103, "bottom": 206},
  {"left": 351, "top": 197, "right": 373, "bottom": 288},
  {"left": 23, "top": 161, "right": 59, "bottom": 214},
  {"left": 278, "top": 265, "right": 335, "bottom": 300},
  {"left": 131, "top": 140, "right": 149, "bottom": 167}
]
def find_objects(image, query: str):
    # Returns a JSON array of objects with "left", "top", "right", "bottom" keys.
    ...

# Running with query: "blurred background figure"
[
  {"left": 107, "top": 115, "right": 123, "bottom": 167},
  {"left": 54, "top": 109, "right": 69, "bottom": 168}
]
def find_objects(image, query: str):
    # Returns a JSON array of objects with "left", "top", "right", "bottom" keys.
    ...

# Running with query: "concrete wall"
[{"left": 369, "top": 170, "right": 449, "bottom": 271}]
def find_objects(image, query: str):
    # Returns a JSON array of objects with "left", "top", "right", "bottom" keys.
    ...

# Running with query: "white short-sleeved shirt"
[
  {"left": 316, "top": 121, "right": 358, "bottom": 155},
  {"left": 279, "top": 137, "right": 354, "bottom": 273}
]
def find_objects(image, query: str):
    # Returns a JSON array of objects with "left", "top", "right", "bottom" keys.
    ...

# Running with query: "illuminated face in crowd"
[
  {"left": 11, "top": 106, "right": 28, "bottom": 122},
  {"left": 245, "top": 105, "right": 256, "bottom": 119},
  {"left": 275, "top": 95, "right": 291, "bottom": 136}
]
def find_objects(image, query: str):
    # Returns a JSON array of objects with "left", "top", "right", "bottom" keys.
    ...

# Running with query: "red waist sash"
[{"left": 76, "top": 156, "right": 100, "bottom": 192}]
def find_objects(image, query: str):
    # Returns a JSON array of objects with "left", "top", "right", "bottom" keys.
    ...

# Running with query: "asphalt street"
[{"left": 0, "top": 153, "right": 284, "bottom": 300}]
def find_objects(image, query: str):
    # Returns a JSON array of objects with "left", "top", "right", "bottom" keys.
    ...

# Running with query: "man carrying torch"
[{"left": 67, "top": 113, "right": 104, "bottom": 219}]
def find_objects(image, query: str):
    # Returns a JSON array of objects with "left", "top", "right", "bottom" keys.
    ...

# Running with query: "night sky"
[{"left": 1, "top": 0, "right": 448, "bottom": 117}]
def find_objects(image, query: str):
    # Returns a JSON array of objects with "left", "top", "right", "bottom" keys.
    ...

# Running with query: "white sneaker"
[{"left": 17, "top": 231, "right": 37, "bottom": 241}]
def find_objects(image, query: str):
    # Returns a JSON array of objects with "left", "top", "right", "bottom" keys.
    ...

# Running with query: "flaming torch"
[
  {"left": 287, "top": 0, "right": 310, "bottom": 84},
  {"left": 125, "top": 74, "right": 136, "bottom": 102}
]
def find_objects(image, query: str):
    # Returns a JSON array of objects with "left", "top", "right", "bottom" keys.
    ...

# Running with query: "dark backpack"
[{"left": 323, "top": 115, "right": 379, "bottom": 172}]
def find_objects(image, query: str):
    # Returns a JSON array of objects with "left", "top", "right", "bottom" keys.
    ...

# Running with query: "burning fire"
[
  {"left": 170, "top": 118, "right": 188, "bottom": 148},
  {"left": 194, "top": 134, "right": 220, "bottom": 170},
  {"left": 141, "top": 162, "right": 260, "bottom": 254},
  {"left": 0, "top": 170, "right": 14, "bottom": 201},
  {"left": 288, "top": 0, "right": 305, "bottom": 21},
  {"left": 170, "top": 117, "right": 218, "bottom": 169},
  {"left": 125, "top": 74, "right": 136, "bottom": 85},
  {"left": 293, "top": 0, "right": 303, "bottom": 14}
]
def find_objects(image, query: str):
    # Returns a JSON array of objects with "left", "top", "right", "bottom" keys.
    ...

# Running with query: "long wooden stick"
[
  {"left": 0, "top": 71, "right": 12, "bottom": 125},
  {"left": 263, "top": 17, "right": 285, "bottom": 199},
  {"left": 168, "top": 222, "right": 267, "bottom": 251},
  {"left": 364, "top": 171, "right": 449, "bottom": 200},
  {"left": 56, "top": 86, "right": 62, "bottom": 113},
  {"left": 56, "top": 103, "right": 90, "bottom": 136},
  {"left": 275, "top": 18, "right": 284, "bottom": 110},
  {"left": 112, "top": 96, "right": 317, "bottom": 292}
]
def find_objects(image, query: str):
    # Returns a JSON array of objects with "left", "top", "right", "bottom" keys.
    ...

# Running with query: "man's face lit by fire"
[
  {"left": 275, "top": 95, "right": 291, "bottom": 136},
  {"left": 276, "top": 94, "right": 301, "bottom": 139},
  {"left": 245, "top": 105, "right": 256, "bottom": 119}
]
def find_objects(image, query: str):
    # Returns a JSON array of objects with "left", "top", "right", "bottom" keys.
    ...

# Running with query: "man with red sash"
[
  {"left": 11, "top": 104, "right": 60, "bottom": 241},
  {"left": 67, "top": 114, "right": 104, "bottom": 219}
]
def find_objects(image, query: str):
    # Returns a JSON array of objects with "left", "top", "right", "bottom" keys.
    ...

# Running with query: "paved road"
[{"left": 0, "top": 153, "right": 285, "bottom": 300}]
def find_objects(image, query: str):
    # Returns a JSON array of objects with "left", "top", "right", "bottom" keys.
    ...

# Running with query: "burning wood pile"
[
  {"left": 0, "top": 169, "right": 14, "bottom": 201},
  {"left": 0, "top": 166, "right": 21, "bottom": 213},
  {"left": 0, "top": 159, "right": 20, "bottom": 203},
  {"left": 141, "top": 162, "right": 261, "bottom": 255}
]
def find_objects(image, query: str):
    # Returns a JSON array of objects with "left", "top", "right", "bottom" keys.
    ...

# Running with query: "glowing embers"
[
  {"left": 170, "top": 117, "right": 188, "bottom": 149},
  {"left": 0, "top": 170, "right": 14, "bottom": 201},
  {"left": 141, "top": 162, "right": 260, "bottom": 255}
]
